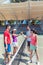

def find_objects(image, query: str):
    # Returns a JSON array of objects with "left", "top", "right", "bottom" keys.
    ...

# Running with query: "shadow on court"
[
  {"left": 18, "top": 52, "right": 30, "bottom": 57},
  {"left": 15, "top": 58, "right": 29, "bottom": 65},
  {"left": 0, "top": 58, "right": 4, "bottom": 65},
  {"left": 11, "top": 52, "right": 30, "bottom": 65}
]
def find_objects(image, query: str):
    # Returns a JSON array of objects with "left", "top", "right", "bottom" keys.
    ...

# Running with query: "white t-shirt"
[{"left": 26, "top": 30, "right": 31, "bottom": 42}]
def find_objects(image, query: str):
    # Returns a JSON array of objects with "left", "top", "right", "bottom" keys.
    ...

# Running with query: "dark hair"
[
  {"left": 31, "top": 29, "right": 37, "bottom": 34},
  {"left": 12, "top": 30, "right": 13, "bottom": 34},
  {"left": 6, "top": 24, "right": 10, "bottom": 29}
]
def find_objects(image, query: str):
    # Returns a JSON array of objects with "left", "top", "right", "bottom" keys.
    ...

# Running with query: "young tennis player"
[
  {"left": 12, "top": 29, "right": 18, "bottom": 55},
  {"left": 27, "top": 29, "right": 40, "bottom": 65}
]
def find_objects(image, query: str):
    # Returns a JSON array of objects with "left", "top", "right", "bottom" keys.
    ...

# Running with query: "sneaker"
[
  {"left": 37, "top": 62, "right": 40, "bottom": 65},
  {"left": 27, "top": 60, "right": 32, "bottom": 63},
  {"left": 3, "top": 60, "right": 8, "bottom": 65},
  {"left": 3, "top": 61, "right": 6, "bottom": 65},
  {"left": 6, "top": 63, "right": 9, "bottom": 65}
]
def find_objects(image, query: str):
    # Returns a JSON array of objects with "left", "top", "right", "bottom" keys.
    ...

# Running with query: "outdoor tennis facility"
[{"left": 0, "top": 0, "right": 43, "bottom": 65}]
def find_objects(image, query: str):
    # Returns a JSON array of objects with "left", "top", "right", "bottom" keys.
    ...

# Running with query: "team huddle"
[{"left": 3, "top": 25, "right": 40, "bottom": 65}]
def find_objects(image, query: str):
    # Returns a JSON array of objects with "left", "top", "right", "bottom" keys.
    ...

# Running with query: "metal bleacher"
[
  {"left": 0, "top": 23, "right": 43, "bottom": 34},
  {"left": 30, "top": 24, "right": 43, "bottom": 34}
]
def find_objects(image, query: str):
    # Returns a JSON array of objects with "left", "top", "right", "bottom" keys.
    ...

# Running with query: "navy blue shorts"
[
  {"left": 4, "top": 44, "right": 11, "bottom": 53},
  {"left": 27, "top": 41, "right": 30, "bottom": 47}
]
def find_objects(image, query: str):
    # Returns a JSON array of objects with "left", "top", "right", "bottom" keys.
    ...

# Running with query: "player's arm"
[
  {"left": 5, "top": 36, "right": 8, "bottom": 49},
  {"left": 24, "top": 32, "right": 29, "bottom": 39},
  {"left": 25, "top": 35, "right": 31, "bottom": 39},
  {"left": 12, "top": 34, "right": 18, "bottom": 37},
  {"left": 35, "top": 35, "right": 38, "bottom": 48}
]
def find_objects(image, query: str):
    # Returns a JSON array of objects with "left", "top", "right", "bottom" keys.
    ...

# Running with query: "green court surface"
[{"left": 0, "top": 34, "right": 43, "bottom": 65}]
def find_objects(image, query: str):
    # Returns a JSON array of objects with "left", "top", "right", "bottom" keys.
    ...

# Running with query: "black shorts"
[{"left": 27, "top": 41, "right": 30, "bottom": 47}]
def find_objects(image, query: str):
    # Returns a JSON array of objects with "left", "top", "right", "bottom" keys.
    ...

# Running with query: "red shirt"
[
  {"left": 4, "top": 29, "right": 11, "bottom": 44},
  {"left": 31, "top": 34, "right": 37, "bottom": 46}
]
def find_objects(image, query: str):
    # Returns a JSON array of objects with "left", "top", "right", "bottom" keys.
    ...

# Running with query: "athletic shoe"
[
  {"left": 37, "top": 62, "right": 40, "bottom": 65},
  {"left": 3, "top": 61, "right": 8, "bottom": 65},
  {"left": 27, "top": 60, "right": 32, "bottom": 63}
]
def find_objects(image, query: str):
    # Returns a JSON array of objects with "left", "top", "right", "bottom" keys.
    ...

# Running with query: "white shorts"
[{"left": 12, "top": 42, "right": 18, "bottom": 47}]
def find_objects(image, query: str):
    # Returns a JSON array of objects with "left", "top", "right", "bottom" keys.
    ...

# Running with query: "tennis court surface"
[{"left": 0, "top": 34, "right": 43, "bottom": 65}]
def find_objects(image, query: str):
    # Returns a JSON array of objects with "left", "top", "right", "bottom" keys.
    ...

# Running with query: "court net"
[{"left": 8, "top": 37, "right": 26, "bottom": 65}]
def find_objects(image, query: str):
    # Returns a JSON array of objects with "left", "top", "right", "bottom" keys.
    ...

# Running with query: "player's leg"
[
  {"left": 35, "top": 49, "right": 39, "bottom": 61},
  {"left": 27, "top": 41, "right": 30, "bottom": 53},
  {"left": 35, "top": 49, "right": 40, "bottom": 65},
  {"left": 3, "top": 43, "right": 9, "bottom": 64},
  {"left": 27, "top": 43, "right": 34, "bottom": 63},
  {"left": 4, "top": 44, "right": 8, "bottom": 63},
  {"left": 7, "top": 44, "right": 11, "bottom": 63},
  {"left": 8, "top": 53, "right": 11, "bottom": 62},
  {"left": 13, "top": 47, "right": 18, "bottom": 54},
  {"left": 13, "top": 42, "right": 18, "bottom": 55},
  {"left": 27, "top": 50, "right": 33, "bottom": 63},
  {"left": 4, "top": 52, "right": 7, "bottom": 62},
  {"left": 30, "top": 50, "right": 33, "bottom": 62},
  {"left": 13, "top": 47, "right": 16, "bottom": 55}
]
